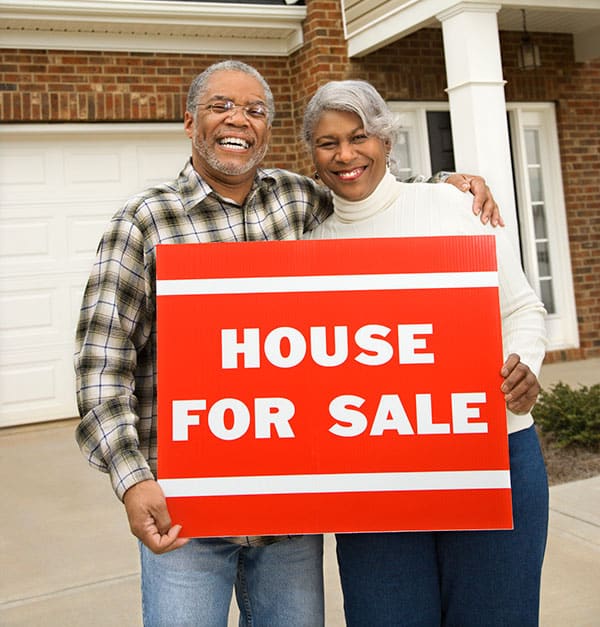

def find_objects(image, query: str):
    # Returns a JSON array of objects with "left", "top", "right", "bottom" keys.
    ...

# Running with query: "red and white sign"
[{"left": 156, "top": 236, "right": 512, "bottom": 537}]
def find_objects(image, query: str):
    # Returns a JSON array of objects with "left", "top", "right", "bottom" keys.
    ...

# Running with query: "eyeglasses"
[{"left": 197, "top": 100, "right": 268, "bottom": 121}]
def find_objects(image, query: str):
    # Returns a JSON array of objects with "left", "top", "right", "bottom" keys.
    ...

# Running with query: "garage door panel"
[
  {"left": 0, "top": 123, "right": 187, "bottom": 425},
  {"left": 0, "top": 220, "right": 51, "bottom": 258},
  {"left": 1, "top": 361, "right": 56, "bottom": 405},
  {"left": 0, "top": 150, "right": 47, "bottom": 185},
  {"left": 0, "top": 351, "right": 77, "bottom": 428},
  {"left": 1, "top": 214, "right": 77, "bottom": 272},
  {"left": 0, "top": 148, "right": 63, "bottom": 203},
  {"left": 0, "top": 290, "right": 53, "bottom": 332},
  {"left": 0, "top": 279, "right": 78, "bottom": 347},
  {"left": 64, "top": 150, "right": 123, "bottom": 185}
]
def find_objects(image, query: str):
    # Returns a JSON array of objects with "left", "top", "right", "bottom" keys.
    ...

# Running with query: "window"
[{"left": 508, "top": 104, "right": 578, "bottom": 350}]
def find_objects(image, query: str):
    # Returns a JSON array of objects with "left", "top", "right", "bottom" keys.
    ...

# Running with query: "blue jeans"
[
  {"left": 336, "top": 425, "right": 549, "bottom": 626},
  {"left": 140, "top": 534, "right": 323, "bottom": 627}
]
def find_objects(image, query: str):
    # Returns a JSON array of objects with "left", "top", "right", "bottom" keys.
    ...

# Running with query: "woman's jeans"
[
  {"left": 336, "top": 425, "right": 549, "bottom": 627},
  {"left": 140, "top": 534, "right": 323, "bottom": 627}
]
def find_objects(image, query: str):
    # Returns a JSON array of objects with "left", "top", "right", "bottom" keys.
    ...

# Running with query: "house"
[{"left": 0, "top": 0, "right": 598, "bottom": 427}]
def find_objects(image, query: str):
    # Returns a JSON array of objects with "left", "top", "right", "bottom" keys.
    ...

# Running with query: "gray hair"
[
  {"left": 302, "top": 80, "right": 400, "bottom": 148},
  {"left": 186, "top": 60, "right": 275, "bottom": 126}
]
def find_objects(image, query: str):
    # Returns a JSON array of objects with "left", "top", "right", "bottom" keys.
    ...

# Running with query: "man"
[{"left": 75, "top": 60, "right": 519, "bottom": 626}]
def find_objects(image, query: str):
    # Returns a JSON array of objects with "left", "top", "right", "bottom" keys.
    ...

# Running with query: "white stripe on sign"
[
  {"left": 156, "top": 272, "right": 498, "bottom": 296},
  {"left": 159, "top": 470, "right": 511, "bottom": 498}
]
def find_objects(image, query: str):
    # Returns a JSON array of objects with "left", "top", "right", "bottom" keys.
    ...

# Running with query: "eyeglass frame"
[{"left": 194, "top": 99, "right": 271, "bottom": 123}]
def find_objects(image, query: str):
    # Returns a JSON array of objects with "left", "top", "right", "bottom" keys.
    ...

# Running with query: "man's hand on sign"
[
  {"left": 123, "top": 479, "right": 189, "bottom": 554},
  {"left": 446, "top": 174, "right": 504, "bottom": 227},
  {"left": 500, "top": 353, "right": 541, "bottom": 415}
]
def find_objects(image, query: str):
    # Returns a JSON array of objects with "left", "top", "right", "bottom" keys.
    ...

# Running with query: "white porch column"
[{"left": 437, "top": 3, "right": 518, "bottom": 241}]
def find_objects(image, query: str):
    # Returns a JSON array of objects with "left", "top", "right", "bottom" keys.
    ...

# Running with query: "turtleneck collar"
[{"left": 331, "top": 169, "right": 403, "bottom": 223}]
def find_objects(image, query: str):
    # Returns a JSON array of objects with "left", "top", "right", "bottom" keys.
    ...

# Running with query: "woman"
[{"left": 302, "top": 80, "right": 549, "bottom": 626}]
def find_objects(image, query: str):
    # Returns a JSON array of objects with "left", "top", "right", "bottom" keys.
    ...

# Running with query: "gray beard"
[{"left": 193, "top": 136, "right": 268, "bottom": 176}]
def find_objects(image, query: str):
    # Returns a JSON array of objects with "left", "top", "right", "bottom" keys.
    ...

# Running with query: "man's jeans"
[{"left": 140, "top": 534, "right": 324, "bottom": 627}]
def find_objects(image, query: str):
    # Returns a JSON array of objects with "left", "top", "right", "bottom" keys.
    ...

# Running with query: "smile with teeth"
[
  {"left": 336, "top": 166, "right": 365, "bottom": 180},
  {"left": 218, "top": 137, "right": 251, "bottom": 151}
]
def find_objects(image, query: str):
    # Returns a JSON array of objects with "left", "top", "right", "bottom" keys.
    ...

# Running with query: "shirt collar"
[{"left": 177, "top": 158, "right": 277, "bottom": 212}]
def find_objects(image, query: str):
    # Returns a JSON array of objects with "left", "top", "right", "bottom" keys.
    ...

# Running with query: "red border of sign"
[{"left": 156, "top": 236, "right": 512, "bottom": 537}]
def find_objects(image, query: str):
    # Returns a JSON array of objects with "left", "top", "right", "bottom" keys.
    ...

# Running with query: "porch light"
[{"left": 518, "top": 10, "right": 541, "bottom": 70}]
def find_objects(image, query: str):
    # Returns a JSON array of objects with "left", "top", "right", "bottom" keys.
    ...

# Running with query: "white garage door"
[{"left": 0, "top": 123, "right": 189, "bottom": 427}]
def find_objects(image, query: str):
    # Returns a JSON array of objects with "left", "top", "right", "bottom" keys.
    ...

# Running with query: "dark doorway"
[{"left": 427, "top": 111, "right": 455, "bottom": 173}]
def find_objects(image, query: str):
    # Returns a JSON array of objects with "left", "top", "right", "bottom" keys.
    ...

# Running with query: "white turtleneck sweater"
[{"left": 304, "top": 171, "right": 548, "bottom": 434}]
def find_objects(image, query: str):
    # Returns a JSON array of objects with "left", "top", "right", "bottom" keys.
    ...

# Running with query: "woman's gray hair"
[
  {"left": 186, "top": 60, "right": 275, "bottom": 126},
  {"left": 302, "top": 80, "right": 400, "bottom": 148}
]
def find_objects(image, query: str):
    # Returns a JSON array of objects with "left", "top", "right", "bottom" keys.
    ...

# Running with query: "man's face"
[{"left": 184, "top": 70, "right": 271, "bottom": 180}]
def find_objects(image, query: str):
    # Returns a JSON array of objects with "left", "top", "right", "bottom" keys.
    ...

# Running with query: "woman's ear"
[{"left": 384, "top": 139, "right": 392, "bottom": 165}]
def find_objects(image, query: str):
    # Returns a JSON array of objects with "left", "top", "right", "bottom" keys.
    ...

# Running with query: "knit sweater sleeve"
[{"left": 495, "top": 228, "right": 548, "bottom": 376}]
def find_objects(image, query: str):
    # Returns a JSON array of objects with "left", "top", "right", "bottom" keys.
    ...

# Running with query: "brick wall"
[{"left": 0, "top": 11, "right": 598, "bottom": 361}]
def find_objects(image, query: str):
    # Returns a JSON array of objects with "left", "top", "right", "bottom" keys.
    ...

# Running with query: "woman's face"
[{"left": 311, "top": 110, "right": 389, "bottom": 202}]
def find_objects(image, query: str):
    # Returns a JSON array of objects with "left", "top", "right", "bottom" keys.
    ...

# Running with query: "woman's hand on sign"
[
  {"left": 123, "top": 479, "right": 190, "bottom": 554},
  {"left": 500, "top": 353, "right": 541, "bottom": 415}
]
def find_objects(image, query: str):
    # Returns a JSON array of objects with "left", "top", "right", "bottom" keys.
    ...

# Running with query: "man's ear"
[{"left": 183, "top": 111, "right": 194, "bottom": 138}]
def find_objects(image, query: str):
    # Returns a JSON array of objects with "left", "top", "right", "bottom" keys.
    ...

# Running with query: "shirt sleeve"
[
  {"left": 400, "top": 171, "right": 453, "bottom": 184},
  {"left": 74, "top": 214, "right": 155, "bottom": 500},
  {"left": 495, "top": 228, "right": 548, "bottom": 376},
  {"left": 304, "top": 179, "right": 333, "bottom": 231}
]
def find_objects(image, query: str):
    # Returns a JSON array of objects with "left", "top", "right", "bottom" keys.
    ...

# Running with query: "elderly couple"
[{"left": 75, "top": 61, "right": 548, "bottom": 626}]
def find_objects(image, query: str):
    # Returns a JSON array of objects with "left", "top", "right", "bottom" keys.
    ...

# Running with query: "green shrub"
[{"left": 533, "top": 382, "right": 600, "bottom": 450}]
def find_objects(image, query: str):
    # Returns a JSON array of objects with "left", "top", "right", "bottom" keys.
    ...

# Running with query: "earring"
[{"left": 313, "top": 171, "right": 320, "bottom": 180}]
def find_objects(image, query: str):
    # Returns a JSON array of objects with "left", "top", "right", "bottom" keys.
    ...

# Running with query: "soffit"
[
  {"left": 342, "top": 0, "right": 600, "bottom": 58},
  {"left": 0, "top": 0, "right": 307, "bottom": 56}
]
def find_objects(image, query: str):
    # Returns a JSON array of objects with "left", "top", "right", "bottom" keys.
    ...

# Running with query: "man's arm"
[
  {"left": 75, "top": 215, "right": 186, "bottom": 554},
  {"left": 444, "top": 174, "right": 503, "bottom": 227},
  {"left": 75, "top": 216, "right": 154, "bottom": 494}
]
